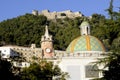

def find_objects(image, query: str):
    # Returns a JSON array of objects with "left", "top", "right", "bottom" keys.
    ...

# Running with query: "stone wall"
[{"left": 32, "top": 10, "right": 84, "bottom": 19}]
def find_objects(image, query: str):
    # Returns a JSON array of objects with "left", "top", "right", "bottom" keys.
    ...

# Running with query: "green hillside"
[{"left": 0, "top": 13, "right": 120, "bottom": 51}]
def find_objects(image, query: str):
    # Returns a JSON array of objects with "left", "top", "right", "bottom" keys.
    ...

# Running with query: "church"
[
  {"left": 0, "top": 21, "right": 107, "bottom": 80},
  {"left": 39, "top": 21, "right": 107, "bottom": 80}
]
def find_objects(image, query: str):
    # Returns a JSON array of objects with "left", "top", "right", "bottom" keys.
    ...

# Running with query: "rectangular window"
[
  {"left": 67, "top": 65, "right": 81, "bottom": 80},
  {"left": 2, "top": 54, "right": 6, "bottom": 56},
  {"left": 4, "top": 50, "right": 6, "bottom": 52},
  {"left": 85, "top": 65, "right": 99, "bottom": 78}
]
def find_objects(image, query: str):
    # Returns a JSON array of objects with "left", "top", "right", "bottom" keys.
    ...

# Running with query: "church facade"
[
  {"left": 0, "top": 21, "right": 107, "bottom": 80},
  {"left": 58, "top": 21, "right": 106, "bottom": 80}
]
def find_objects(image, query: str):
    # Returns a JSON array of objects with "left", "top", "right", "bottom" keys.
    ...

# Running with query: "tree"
[
  {"left": 17, "top": 61, "right": 69, "bottom": 80},
  {"left": 0, "top": 58, "right": 14, "bottom": 80},
  {"left": 103, "top": 54, "right": 120, "bottom": 80},
  {"left": 94, "top": 51, "right": 120, "bottom": 80},
  {"left": 106, "top": 0, "right": 114, "bottom": 20},
  {"left": 111, "top": 37, "right": 120, "bottom": 51}
]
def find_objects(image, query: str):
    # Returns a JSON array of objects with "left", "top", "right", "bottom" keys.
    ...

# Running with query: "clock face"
[{"left": 45, "top": 48, "right": 51, "bottom": 53}]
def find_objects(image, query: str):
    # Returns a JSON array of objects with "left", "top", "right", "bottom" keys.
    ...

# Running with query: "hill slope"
[{"left": 0, "top": 13, "right": 120, "bottom": 51}]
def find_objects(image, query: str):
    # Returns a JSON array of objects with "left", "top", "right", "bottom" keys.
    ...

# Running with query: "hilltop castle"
[{"left": 32, "top": 10, "right": 84, "bottom": 19}]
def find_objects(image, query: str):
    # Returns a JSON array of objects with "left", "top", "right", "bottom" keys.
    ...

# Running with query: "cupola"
[{"left": 80, "top": 21, "right": 90, "bottom": 35}]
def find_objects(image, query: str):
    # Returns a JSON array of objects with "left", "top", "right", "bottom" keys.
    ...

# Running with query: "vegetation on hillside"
[
  {"left": 93, "top": 0, "right": 120, "bottom": 80},
  {"left": 0, "top": 12, "right": 120, "bottom": 51},
  {"left": 0, "top": 0, "right": 120, "bottom": 79}
]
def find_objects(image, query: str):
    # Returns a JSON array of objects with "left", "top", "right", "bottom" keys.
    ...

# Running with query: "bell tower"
[{"left": 41, "top": 25, "right": 54, "bottom": 58}]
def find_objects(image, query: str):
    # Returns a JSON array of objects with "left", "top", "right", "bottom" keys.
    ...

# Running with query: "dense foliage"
[
  {"left": 0, "top": 0, "right": 120, "bottom": 79},
  {"left": 0, "top": 12, "right": 120, "bottom": 51},
  {"left": 103, "top": 53, "right": 120, "bottom": 80},
  {"left": 15, "top": 61, "right": 69, "bottom": 80},
  {"left": 0, "top": 14, "right": 47, "bottom": 47},
  {"left": 0, "top": 57, "right": 68, "bottom": 80},
  {"left": 0, "top": 58, "right": 14, "bottom": 80}
]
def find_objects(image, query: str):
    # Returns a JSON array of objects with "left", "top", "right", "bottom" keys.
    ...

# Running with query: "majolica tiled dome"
[{"left": 66, "top": 35, "right": 106, "bottom": 53}]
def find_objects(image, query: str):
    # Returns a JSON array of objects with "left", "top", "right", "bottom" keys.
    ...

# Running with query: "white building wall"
[
  {"left": 0, "top": 47, "right": 11, "bottom": 58},
  {"left": 13, "top": 61, "right": 30, "bottom": 68},
  {"left": 0, "top": 47, "right": 19, "bottom": 58},
  {"left": 58, "top": 57, "right": 102, "bottom": 80}
]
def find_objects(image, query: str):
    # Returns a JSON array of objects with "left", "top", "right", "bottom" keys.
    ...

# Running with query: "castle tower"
[{"left": 41, "top": 25, "right": 54, "bottom": 58}]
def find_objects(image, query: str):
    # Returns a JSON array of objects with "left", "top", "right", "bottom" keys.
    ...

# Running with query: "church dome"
[{"left": 66, "top": 35, "right": 106, "bottom": 53}]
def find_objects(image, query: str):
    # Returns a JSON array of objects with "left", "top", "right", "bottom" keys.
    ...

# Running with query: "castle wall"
[{"left": 32, "top": 10, "right": 83, "bottom": 19}]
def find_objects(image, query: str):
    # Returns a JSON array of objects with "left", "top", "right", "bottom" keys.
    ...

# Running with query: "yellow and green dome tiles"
[{"left": 66, "top": 35, "right": 106, "bottom": 53}]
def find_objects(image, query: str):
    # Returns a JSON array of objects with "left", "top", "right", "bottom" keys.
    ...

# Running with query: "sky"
[{"left": 0, "top": 0, "right": 120, "bottom": 22}]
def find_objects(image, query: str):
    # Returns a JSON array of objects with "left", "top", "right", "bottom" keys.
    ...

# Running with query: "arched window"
[{"left": 87, "top": 27, "right": 89, "bottom": 35}]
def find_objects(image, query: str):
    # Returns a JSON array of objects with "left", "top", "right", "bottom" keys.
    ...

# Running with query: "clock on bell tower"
[{"left": 41, "top": 25, "right": 54, "bottom": 58}]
